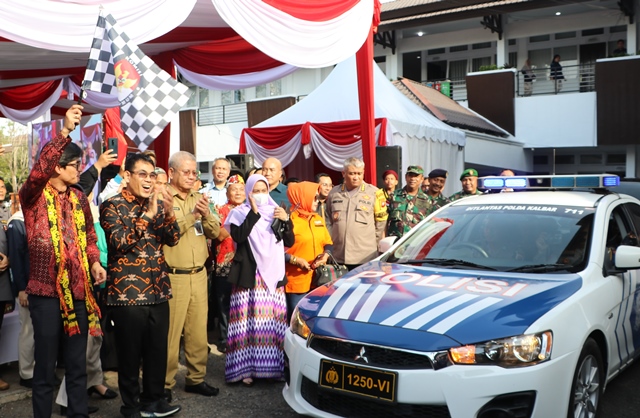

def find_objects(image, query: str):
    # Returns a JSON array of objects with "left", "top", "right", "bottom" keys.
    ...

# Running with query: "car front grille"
[
  {"left": 301, "top": 376, "right": 451, "bottom": 418},
  {"left": 309, "top": 337, "right": 433, "bottom": 370}
]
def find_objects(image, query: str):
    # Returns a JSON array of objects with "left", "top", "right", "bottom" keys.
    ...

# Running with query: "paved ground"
[
  {"left": 1, "top": 342, "right": 639, "bottom": 417},
  {"left": 0, "top": 343, "right": 298, "bottom": 418}
]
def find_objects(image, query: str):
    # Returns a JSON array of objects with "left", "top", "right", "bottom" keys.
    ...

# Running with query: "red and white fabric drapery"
[
  {"left": 240, "top": 118, "right": 388, "bottom": 171},
  {"left": 0, "top": 0, "right": 375, "bottom": 123}
]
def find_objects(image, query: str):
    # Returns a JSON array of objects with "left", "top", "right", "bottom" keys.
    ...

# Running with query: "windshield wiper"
[
  {"left": 401, "top": 258, "right": 498, "bottom": 271},
  {"left": 506, "top": 263, "right": 569, "bottom": 273}
]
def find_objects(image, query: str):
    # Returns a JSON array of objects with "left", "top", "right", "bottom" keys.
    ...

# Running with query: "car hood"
[{"left": 298, "top": 261, "right": 582, "bottom": 352}]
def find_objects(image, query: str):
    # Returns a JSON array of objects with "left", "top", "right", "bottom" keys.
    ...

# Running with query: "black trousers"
[
  {"left": 110, "top": 302, "right": 169, "bottom": 416},
  {"left": 29, "top": 295, "right": 88, "bottom": 418},
  {"left": 212, "top": 274, "right": 232, "bottom": 344},
  {"left": 0, "top": 301, "right": 6, "bottom": 329}
]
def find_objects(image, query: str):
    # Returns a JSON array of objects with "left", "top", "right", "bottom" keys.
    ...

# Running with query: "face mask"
[{"left": 252, "top": 193, "right": 269, "bottom": 206}]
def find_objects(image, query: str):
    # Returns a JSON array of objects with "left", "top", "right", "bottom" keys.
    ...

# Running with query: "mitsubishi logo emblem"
[{"left": 354, "top": 346, "right": 369, "bottom": 364}]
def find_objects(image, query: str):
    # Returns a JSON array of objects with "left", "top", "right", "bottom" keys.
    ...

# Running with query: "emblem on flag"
[{"left": 82, "top": 11, "right": 192, "bottom": 151}]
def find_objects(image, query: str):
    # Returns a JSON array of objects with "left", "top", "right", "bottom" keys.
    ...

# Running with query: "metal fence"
[
  {"left": 422, "top": 63, "right": 597, "bottom": 101},
  {"left": 514, "top": 63, "right": 595, "bottom": 96},
  {"left": 196, "top": 64, "right": 599, "bottom": 127},
  {"left": 197, "top": 103, "right": 248, "bottom": 126}
]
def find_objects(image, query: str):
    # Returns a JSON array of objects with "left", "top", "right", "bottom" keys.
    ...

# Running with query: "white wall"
[
  {"left": 195, "top": 122, "right": 246, "bottom": 162},
  {"left": 282, "top": 68, "right": 328, "bottom": 97},
  {"left": 464, "top": 134, "right": 532, "bottom": 172},
  {"left": 515, "top": 92, "right": 597, "bottom": 148}
]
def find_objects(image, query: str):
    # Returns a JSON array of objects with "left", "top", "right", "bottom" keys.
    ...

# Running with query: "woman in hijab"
[
  {"left": 212, "top": 175, "right": 245, "bottom": 353},
  {"left": 284, "top": 182, "right": 333, "bottom": 320},
  {"left": 224, "top": 174, "right": 293, "bottom": 387}
]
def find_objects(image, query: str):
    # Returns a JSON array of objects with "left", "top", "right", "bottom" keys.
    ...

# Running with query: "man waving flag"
[{"left": 82, "top": 11, "right": 191, "bottom": 151}]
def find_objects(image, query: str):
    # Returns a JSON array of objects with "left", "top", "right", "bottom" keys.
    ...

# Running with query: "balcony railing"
[
  {"left": 422, "top": 63, "right": 597, "bottom": 101},
  {"left": 514, "top": 63, "right": 595, "bottom": 96},
  {"left": 196, "top": 64, "right": 600, "bottom": 128},
  {"left": 197, "top": 103, "right": 248, "bottom": 126}
]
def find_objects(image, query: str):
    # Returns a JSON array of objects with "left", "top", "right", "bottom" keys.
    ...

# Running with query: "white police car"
[{"left": 283, "top": 174, "right": 640, "bottom": 418}]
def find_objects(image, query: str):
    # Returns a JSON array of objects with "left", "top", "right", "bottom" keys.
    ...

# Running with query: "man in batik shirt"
[{"left": 100, "top": 153, "right": 181, "bottom": 418}]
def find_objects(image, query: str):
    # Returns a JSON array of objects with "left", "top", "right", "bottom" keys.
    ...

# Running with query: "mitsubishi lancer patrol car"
[{"left": 283, "top": 174, "right": 640, "bottom": 418}]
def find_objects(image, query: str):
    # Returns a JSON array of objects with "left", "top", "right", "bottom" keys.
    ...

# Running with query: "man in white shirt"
[{"left": 199, "top": 158, "right": 231, "bottom": 207}]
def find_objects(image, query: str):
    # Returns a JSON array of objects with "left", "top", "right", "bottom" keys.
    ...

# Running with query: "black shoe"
[
  {"left": 60, "top": 405, "right": 99, "bottom": 415},
  {"left": 19, "top": 378, "right": 33, "bottom": 388},
  {"left": 184, "top": 381, "right": 219, "bottom": 396},
  {"left": 162, "top": 388, "right": 172, "bottom": 403},
  {"left": 140, "top": 400, "right": 181, "bottom": 418},
  {"left": 88, "top": 385, "right": 118, "bottom": 399}
]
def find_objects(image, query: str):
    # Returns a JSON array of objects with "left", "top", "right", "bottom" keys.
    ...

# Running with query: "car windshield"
[{"left": 383, "top": 204, "right": 595, "bottom": 273}]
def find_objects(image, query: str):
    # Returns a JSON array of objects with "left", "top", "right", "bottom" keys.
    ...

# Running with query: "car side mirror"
[
  {"left": 378, "top": 236, "right": 397, "bottom": 254},
  {"left": 614, "top": 245, "right": 640, "bottom": 269}
]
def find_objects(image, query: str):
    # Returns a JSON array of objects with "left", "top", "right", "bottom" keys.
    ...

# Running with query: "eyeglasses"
[
  {"left": 65, "top": 161, "right": 82, "bottom": 171},
  {"left": 129, "top": 170, "right": 158, "bottom": 180},
  {"left": 178, "top": 169, "right": 198, "bottom": 177}
]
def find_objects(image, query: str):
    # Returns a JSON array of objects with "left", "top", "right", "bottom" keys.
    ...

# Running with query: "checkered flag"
[{"left": 82, "top": 12, "right": 191, "bottom": 151}]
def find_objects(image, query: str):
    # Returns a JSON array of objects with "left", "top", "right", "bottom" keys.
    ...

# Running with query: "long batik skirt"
[{"left": 225, "top": 273, "right": 288, "bottom": 382}]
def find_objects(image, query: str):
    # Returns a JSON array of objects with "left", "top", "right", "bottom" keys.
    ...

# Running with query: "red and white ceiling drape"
[
  {"left": 240, "top": 118, "right": 388, "bottom": 171},
  {"left": 0, "top": 0, "right": 375, "bottom": 124}
]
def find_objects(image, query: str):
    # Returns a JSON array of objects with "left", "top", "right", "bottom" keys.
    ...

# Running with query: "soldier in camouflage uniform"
[
  {"left": 425, "top": 169, "right": 451, "bottom": 213},
  {"left": 386, "top": 166, "right": 433, "bottom": 239},
  {"left": 449, "top": 168, "right": 483, "bottom": 202}
]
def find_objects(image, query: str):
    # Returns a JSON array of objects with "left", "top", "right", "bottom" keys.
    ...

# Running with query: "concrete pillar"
[
  {"left": 626, "top": 145, "right": 636, "bottom": 178},
  {"left": 394, "top": 31, "right": 403, "bottom": 80},
  {"left": 517, "top": 35, "right": 529, "bottom": 68},
  {"left": 498, "top": 37, "right": 511, "bottom": 67},
  {"left": 387, "top": 52, "right": 398, "bottom": 81},
  {"left": 628, "top": 5, "right": 637, "bottom": 55}
]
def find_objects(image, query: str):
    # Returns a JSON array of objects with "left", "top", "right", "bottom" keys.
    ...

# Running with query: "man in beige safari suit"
[
  {"left": 163, "top": 151, "right": 221, "bottom": 402},
  {"left": 326, "top": 157, "right": 386, "bottom": 270}
]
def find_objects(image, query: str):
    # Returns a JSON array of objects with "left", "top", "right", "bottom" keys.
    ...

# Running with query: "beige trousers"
[
  {"left": 165, "top": 269, "right": 209, "bottom": 389},
  {"left": 18, "top": 302, "right": 35, "bottom": 380}
]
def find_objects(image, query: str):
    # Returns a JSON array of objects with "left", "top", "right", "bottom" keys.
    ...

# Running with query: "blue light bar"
[
  {"left": 483, "top": 178, "right": 505, "bottom": 188},
  {"left": 603, "top": 176, "right": 620, "bottom": 187},
  {"left": 480, "top": 174, "right": 619, "bottom": 190},
  {"left": 551, "top": 177, "right": 575, "bottom": 188},
  {"left": 575, "top": 176, "right": 601, "bottom": 188},
  {"left": 504, "top": 178, "right": 527, "bottom": 188}
]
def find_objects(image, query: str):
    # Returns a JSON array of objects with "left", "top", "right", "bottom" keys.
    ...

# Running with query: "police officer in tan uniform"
[{"left": 326, "top": 157, "right": 386, "bottom": 270}]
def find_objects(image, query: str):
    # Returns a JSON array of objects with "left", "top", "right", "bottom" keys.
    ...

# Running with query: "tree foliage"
[{"left": 0, "top": 120, "right": 30, "bottom": 193}]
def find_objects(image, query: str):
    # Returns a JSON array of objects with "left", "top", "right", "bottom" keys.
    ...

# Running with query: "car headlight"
[
  {"left": 290, "top": 307, "right": 311, "bottom": 339},
  {"left": 449, "top": 331, "right": 553, "bottom": 368}
]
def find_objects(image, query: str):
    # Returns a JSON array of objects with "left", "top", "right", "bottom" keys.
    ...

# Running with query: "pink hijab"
[{"left": 224, "top": 174, "right": 285, "bottom": 293}]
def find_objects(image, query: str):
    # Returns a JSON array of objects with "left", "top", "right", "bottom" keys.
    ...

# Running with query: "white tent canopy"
[{"left": 243, "top": 56, "right": 465, "bottom": 195}]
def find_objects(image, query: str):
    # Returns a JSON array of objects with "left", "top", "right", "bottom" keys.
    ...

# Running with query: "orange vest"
[{"left": 285, "top": 211, "right": 333, "bottom": 293}]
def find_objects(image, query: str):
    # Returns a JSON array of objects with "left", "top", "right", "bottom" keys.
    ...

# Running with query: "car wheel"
[{"left": 568, "top": 338, "right": 603, "bottom": 418}]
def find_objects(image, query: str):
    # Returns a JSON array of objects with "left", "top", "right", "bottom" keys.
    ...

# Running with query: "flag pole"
[{"left": 75, "top": 89, "right": 86, "bottom": 126}]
